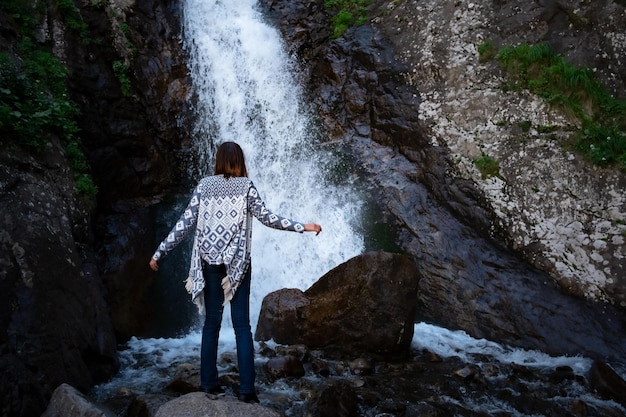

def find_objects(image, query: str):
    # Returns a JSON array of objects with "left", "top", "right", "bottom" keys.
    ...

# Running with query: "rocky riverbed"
[{"left": 79, "top": 327, "right": 626, "bottom": 417}]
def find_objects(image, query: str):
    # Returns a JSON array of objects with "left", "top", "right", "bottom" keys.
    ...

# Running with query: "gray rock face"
[
  {"left": 255, "top": 252, "right": 420, "bottom": 358},
  {"left": 373, "top": 0, "right": 626, "bottom": 307}
]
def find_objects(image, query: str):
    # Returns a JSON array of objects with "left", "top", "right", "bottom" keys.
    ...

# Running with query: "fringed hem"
[
  {"left": 192, "top": 292, "right": 205, "bottom": 315},
  {"left": 185, "top": 276, "right": 194, "bottom": 294},
  {"left": 186, "top": 276, "right": 205, "bottom": 315},
  {"left": 221, "top": 276, "right": 234, "bottom": 306}
]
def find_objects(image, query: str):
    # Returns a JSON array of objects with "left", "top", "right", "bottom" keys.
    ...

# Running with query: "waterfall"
[{"left": 181, "top": 0, "right": 364, "bottom": 332}]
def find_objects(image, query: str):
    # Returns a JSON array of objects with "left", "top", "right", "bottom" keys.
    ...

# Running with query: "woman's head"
[{"left": 214, "top": 141, "right": 248, "bottom": 178}]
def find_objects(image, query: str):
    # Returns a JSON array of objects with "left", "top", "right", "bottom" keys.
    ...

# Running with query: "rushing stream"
[{"left": 91, "top": 1, "right": 626, "bottom": 416}]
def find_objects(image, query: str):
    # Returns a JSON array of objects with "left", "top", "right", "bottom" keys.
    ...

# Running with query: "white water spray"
[{"left": 182, "top": 0, "right": 363, "bottom": 332}]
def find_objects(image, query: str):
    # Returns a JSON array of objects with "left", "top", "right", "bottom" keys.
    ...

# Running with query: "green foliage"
[
  {"left": 1, "top": 0, "right": 44, "bottom": 33},
  {"left": 324, "top": 0, "right": 373, "bottom": 38},
  {"left": 477, "top": 40, "right": 497, "bottom": 63},
  {"left": 473, "top": 154, "right": 500, "bottom": 179},
  {"left": 483, "top": 41, "right": 626, "bottom": 169},
  {"left": 0, "top": 42, "right": 78, "bottom": 150},
  {"left": 113, "top": 60, "right": 132, "bottom": 97},
  {"left": 0, "top": 42, "right": 97, "bottom": 201},
  {"left": 53, "top": 0, "right": 89, "bottom": 39},
  {"left": 119, "top": 22, "right": 138, "bottom": 55},
  {"left": 2, "top": 0, "right": 88, "bottom": 40},
  {"left": 519, "top": 120, "right": 532, "bottom": 133}
]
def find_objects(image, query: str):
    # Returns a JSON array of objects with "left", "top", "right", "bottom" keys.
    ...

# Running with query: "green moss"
[
  {"left": 113, "top": 60, "right": 132, "bottom": 97},
  {"left": 477, "top": 40, "right": 497, "bottom": 63},
  {"left": 536, "top": 125, "right": 559, "bottom": 134},
  {"left": 324, "top": 0, "right": 373, "bottom": 38},
  {"left": 481, "top": 40, "right": 626, "bottom": 169},
  {"left": 519, "top": 120, "right": 532, "bottom": 132},
  {"left": 0, "top": 42, "right": 78, "bottom": 149},
  {"left": 473, "top": 154, "right": 500, "bottom": 179},
  {"left": 1, "top": 0, "right": 44, "bottom": 33},
  {"left": 53, "top": 0, "right": 89, "bottom": 40}
]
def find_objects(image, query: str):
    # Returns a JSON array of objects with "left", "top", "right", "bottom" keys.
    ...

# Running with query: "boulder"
[
  {"left": 41, "top": 384, "right": 113, "bottom": 417},
  {"left": 589, "top": 361, "right": 626, "bottom": 408},
  {"left": 154, "top": 392, "right": 282, "bottom": 417},
  {"left": 255, "top": 251, "right": 420, "bottom": 358},
  {"left": 264, "top": 355, "right": 306, "bottom": 381}
]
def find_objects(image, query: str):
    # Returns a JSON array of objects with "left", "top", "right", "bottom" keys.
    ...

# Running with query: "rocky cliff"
[
  {"left": 260, "top": 0, "right": 626, "bottom": 358},
  {"left": 0, "top": 0, "right": 191, "bottom": 415}
]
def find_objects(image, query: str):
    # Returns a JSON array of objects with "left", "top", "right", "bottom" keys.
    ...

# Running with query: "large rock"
[
  {"left": 41, "top": 384, "right": 113, "bottom": 417},
  {"left": 154, "top": 392, "right": 282, "bottom": 417},
  {"left": 255, "top": 252, "right": 420, "bottom": 358}
]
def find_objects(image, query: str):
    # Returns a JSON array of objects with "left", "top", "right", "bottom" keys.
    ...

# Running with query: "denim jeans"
[{"left": 201, "top": 263, "right": 255, "bottom": 394}]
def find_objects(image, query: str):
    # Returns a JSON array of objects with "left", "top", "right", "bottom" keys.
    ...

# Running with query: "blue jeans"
[{"left": 200, "top": 263, "right": 255, "bottom": 394}]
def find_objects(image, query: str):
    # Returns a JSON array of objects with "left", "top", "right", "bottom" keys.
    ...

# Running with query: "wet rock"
[
  {"left": 348, "top": 358, "right": 374, "bottom": 376},
  {"left": 1, "top": 0, "right": 190, "bottom": 409},
  {"left": 0, "top": 146, "right": 118, "bottom": 416},
  {"left": 305, "top": 380, "right": 358, "bottom": 417},
  {"left": 405, "top": 402, "right": 439, "bottom": 417},
  {"left": 255, "top": 251, "right": 420, "bottom": 359},
  {"left": 422, "top": 349, "right": 443, "bottom": 363},
  {"left": 166, "top": 363, "right": 200, "bottom": 394},
  {"left": 589, "top": 360, "right": 626, "bottom": 407},
  {"left": 310, "top": 358, "right": 331, "bottom": 377},
  {"left": 255, "top": 288, "right": 309, "bottom": 344},
  {"left": 549, "top": 365, "right": 576, "bottom": 384},
  {"left": 453, "top": 364, "right": 481, "bottom": 380},
  {"left": 78, "top": 0, "right": 193, "bottom": 341},
  {"left": 264, "top": 355, "right": 306, "bottom": 381},
  {"left": 275, "top": 344, "right": 310, "bottom": 362},
  {"left": 569, "top": 399, "right": 589, "bottom": 417},
  {"left": 259, "top": 0, "right": 626, "bottom": 365}
]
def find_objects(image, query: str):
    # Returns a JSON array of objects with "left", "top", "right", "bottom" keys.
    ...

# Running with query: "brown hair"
[{"left": 214, "top": 141, "right": 248, "bottom": 178}]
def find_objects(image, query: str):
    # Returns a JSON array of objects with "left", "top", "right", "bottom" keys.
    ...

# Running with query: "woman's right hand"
[
  {"left": 305, "top": 223, "right": 322, "bottom": 236},
  {"left": 149, "top": 258, "right": 159, "bottom": 271}
]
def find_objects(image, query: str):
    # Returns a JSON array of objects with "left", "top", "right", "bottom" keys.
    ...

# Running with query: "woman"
[{"left": 149, "top": 141, "right": 322, "bottom": 403}]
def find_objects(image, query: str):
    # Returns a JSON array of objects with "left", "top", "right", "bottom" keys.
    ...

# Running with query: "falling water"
[
  {"left": 181, "top": 0, "right": 364, "bottom": 332},
  {"left": 93, "top": 0, "right": 364, "bottom": 399}
]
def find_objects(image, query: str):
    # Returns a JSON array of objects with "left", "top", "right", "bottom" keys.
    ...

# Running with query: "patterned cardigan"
[{"left": 152, "top": 175, "right": 305, "bottom": 313}]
